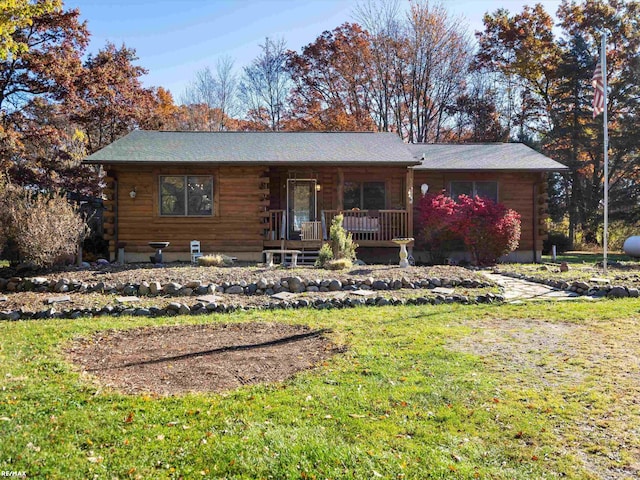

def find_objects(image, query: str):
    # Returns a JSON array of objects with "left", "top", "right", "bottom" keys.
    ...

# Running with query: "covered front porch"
[{"left": 263, "top": 208, "right": 411, "bottom": 248}]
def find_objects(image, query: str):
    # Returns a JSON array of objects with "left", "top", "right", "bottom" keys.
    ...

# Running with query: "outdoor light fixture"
[
  {"left": 316, "top": 184, "right": 322, "bottom": 192},
  {"left": 129, "top": 187, "right": 137, "bottom": 199},
  {"left": 421, "top": 183, "right": 429, "bottom": 196}
]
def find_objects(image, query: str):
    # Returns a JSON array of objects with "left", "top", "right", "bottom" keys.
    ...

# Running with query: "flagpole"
[{"left": 602, "top": 33, "right": 609, "bottom": 275}]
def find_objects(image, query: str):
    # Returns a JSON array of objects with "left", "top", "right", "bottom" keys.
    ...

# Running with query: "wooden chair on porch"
[{"left": 300, "top": 221, "right": 323, "bottom": 241}]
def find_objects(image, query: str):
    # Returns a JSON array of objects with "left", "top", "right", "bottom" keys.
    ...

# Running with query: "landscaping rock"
[
  {"left": 123, "top": 285, "right": 137, "bottom": 296},
  {"left": 163, "top": 282, "right": 182, "bottom": 295},
  {"left": 54, "top": 279, "right": 69, "bottom": 293},
  {"left": 225, "top": 285, "right": 244, "bottom": 294},
  {"left": 178, "top": 304, "right": 191, "bottom": 315},
  {"left": 560, "top": 262, "right": 570, "bottom": 272},
  {"left": 572, "top": 281, "right": 590, "bottom": 291},
  {"left": 286, "top": 276, "right": 305, "bottom": 293},
  {"left": 328, "top": 279, "right": 342, "bottom": 291},
  {"left": 195, "top": 285, "right": 209, "bottom": 295},
  {"left": 257, "top": 278, "right": 268, "bottom": 290},
  {"left": 139, "top": 281, "right": 150, "bottom": 296},
  {"left": 372, "top": 280, "right": 388, "bottom": 290},
  {"left": 46, "top": 296, "right": 71, "bottom": 305},
  {"left": 607, "top": 286, "right": 629, "bottom": 298},
  {"left": 149, "top": 281, "right": 161, "bottom": 295}
]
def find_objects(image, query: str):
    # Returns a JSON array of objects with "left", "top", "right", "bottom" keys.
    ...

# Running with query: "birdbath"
[
  {"left": 148, "top": 241, "right": 170, "bottom": 264},
  {"left": 392, "top": 238, "right": 414, "bottom": 268}
]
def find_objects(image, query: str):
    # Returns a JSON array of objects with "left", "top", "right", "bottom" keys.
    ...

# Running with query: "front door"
[{"left": 287, "top": 179, "right": 316, "bottom": 239}]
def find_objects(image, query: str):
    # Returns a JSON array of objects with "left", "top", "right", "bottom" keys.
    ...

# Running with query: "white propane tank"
[{"left": 623, "top": 236, "right": 640, "bottom": 257}]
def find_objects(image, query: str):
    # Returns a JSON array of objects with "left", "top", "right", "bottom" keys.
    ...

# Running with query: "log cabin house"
[{"left": 84, "top": 131, "right": 567, "bottom": 264}]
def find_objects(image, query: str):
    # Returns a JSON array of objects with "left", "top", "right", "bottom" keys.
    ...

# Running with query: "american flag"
[{"left": 592, "top": 59, "right": 605, "bottom": 118}]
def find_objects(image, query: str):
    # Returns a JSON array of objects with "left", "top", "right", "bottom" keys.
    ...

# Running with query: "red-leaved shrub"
[
  {"left": 416, "top": 192, "right": 521, "bottom": 265},
  {"left": 451, "top": 195, "right": 521, "bottom": 265},
  {"left": 415, "top": 192, "right": 461, "bottom": 263}
]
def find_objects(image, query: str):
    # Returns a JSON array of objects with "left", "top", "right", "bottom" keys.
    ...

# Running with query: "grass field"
[
  {"left": 541, "top": 251, "right": 631, "bottom": 264},
  {"left": 1, "top": 300, "right": 639, "bottom": 479}
]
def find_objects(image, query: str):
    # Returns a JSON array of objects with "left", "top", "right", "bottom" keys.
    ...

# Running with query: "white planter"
[{"left": 623, "top": 236, "right": 640, "bottom": 257}]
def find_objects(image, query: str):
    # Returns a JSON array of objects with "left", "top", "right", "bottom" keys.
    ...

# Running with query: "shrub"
[
  {"left": 6, "top": 189, "right": 87, "bottom": 268},
  {"left": 315, "top": 243, "right": 333, "bottom": 267},
  {"left": 325, "top": 258, "right": 353, "bottom": 270},
  {"left": 316, "top": 214, "right": 358, "bottom": 268},
  {"left": 197, "top": 254, "right": 225, "bottom": 267},
  {"left": 452, "top": 195, "right": 521, "bottom": 265},
  {"left": 415, "top": 192, "right": 461, "bottom": 264},
  {"left": 543, "top": 232, "right": 572, "bottom": 254}
]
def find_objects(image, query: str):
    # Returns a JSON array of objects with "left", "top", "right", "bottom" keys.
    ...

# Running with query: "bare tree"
[
  {"left": 355, "top": 0, "right": 471, "bottom": 142},
  {"left": 354, "top": 0, "right": 402, "bottom": 132},
  {"left": 181, "top": 55, "right": 238, "bottom": 131},
  {"left": 239, "top": 37, "right": 291, "bottom": 131}
]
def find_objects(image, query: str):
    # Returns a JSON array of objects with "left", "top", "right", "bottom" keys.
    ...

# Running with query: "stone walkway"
[{"left": 482, "top": 271, "right": 598, "bottom": 303}]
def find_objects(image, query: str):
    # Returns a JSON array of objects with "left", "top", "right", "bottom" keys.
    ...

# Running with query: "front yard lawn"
[
  {"left": 497, "top": 252, "right": 640, "bottom": 288},
  {"left": 1, "top": 300, "right": 639, "bottom": 479}
]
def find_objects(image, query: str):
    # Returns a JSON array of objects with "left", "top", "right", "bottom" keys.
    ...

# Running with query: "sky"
[{"left": 67, "top": 0, "right": 564, "bottom": 101}]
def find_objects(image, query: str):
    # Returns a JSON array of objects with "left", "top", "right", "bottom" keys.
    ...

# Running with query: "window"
[
  {"left": 343, "top": 181, "right": 386, "bottom": 210},
  {"left": 450, "top": 181, "right": 498, "bottom": 202},
  {"left": 160, "top": 175, "right": 213, "bottom": 216}
]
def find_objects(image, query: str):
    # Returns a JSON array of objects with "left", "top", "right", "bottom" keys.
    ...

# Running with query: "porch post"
[
  {"left": 337, "top": 168, "right": 344, "bottom": 211},
  {"left": 406, "top": 168, "right": 414, "bottom": 237}
]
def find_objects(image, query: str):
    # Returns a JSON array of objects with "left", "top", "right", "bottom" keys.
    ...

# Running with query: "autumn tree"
[
  {"left": 67, "top": 43, "right": 157, "bottom": 154},
  {"left": 0, "top": 0, "right": 61, "bottom": 59},
  {"left": 0, "top": 3, "right": 89, "bottom": 190},
  {"left": 239, "top": 37, "right": 291, "bottom": 131},
  {"left": 475, "top": 0, "right": 640, "bottom": 246},
  {"left": 286, "top": 23, "right": 376, "bottom": 131}
]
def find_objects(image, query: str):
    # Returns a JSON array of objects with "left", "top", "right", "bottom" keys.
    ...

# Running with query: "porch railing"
[
  {"left": 323, "top": 210, "right": 409, "bottom": 242},
  {"left": 264, "top": 209, "right": 409, "bottom": 242},
  {"left": 266, "top": 210, "right": 285, "bottom": 240}
]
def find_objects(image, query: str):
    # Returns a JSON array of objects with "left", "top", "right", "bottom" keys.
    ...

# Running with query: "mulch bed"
[
  {"left": 66, "top": 322, "right": 342, "bottom": 395},
  {"left": 0, "top": 263, "right": 485, "bottom": 287}
]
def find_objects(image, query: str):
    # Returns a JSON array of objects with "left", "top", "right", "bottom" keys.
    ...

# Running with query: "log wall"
[{"left": 105, "top": 164, "right": 267, "bottom": 261}]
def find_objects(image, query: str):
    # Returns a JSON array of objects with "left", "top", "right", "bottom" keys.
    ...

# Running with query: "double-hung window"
[
  {"left": 160, "top": 175, "right": 213, "bottom": 216},
  {"left": 450, "top": 181, "right": 498, "bottom": 202},
  {"left": 343, "top": 181, "right": 386, "bottom": 210}
]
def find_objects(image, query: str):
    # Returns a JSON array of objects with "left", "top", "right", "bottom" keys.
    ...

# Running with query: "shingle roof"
[
  {"left": 84, "top": 131, "right": 420, "bottom": 165},
  {"left": 407, "top": 143, "right": 568, "bottom": 171}
]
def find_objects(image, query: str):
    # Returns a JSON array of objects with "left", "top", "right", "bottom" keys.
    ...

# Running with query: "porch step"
[{"left": 297, "top": 249, "right": 319, "bottom": 266}]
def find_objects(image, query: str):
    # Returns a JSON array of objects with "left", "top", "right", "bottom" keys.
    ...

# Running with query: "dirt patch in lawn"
[
  {"left": 449, "top": 318, "right": 640, "bottom": 480},
  {"left": 66, "top": 322, "right": 342, "bottom": 395}
]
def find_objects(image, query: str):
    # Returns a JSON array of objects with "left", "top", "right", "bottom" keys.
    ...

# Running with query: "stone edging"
[
  {"left": 495, "top": 271, "right": 640, "bottom": 299},
  {"left": 0, "top": 275, "right": 492, "bottom": 297},
  {"left": 0, "top": 292, "right": 504, "bottom": 321}
]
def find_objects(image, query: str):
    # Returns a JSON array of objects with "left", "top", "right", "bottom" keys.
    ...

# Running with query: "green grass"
[
  {"left": 541, "top": 251, "right": 631, "bottom": 264},
  {"left": 2, "top": 301, "right": 640, "bottom": 479},
  {"left": 0, "top": 259, "right": 8, "bottom": 268}
]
